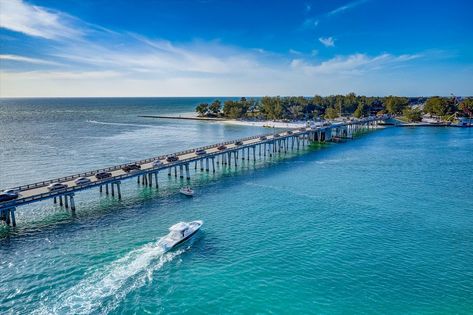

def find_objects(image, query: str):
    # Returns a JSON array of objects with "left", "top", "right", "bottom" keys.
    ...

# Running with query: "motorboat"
[
  {"left": 179, "top": 187, "right": 194, "bottom": 196},
  {"left": 158, "top": 221, "right": 203, "bottom": 252}
]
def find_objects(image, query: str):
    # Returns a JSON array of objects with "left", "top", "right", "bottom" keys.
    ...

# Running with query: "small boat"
[
  {"left": 158, "top": 221, "right": 203, "bottom": 252},
  {"left": 179, "top": 187, "right": 194, "bottom": 196}
]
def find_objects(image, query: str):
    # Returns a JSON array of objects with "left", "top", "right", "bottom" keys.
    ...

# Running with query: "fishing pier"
[{"left": 0, "top": 117, "right": 384, "bottom": 226}]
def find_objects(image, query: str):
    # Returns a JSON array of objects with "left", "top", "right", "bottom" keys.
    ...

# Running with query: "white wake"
[{"left": 36, "top": 238, "right": 185, "bottom": 315}]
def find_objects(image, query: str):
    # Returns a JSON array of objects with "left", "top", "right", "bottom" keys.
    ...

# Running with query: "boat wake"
[
  {"left": 36, "top": 238, "right": 185, "bottom": 315},
  {"left": 86, "top": 120, "right": 156, "bottom": 128}
]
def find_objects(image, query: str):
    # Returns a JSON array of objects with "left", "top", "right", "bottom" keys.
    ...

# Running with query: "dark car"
[
  {"left": 166, "top": 155, "right": 179, "bottom": 162},
  {"left": 286, "top": 131, "right": 293, "bottom": 135},
  {"left": 259, "top": 136, "right": 267, "bottom": 140},
  {"left": 122, "top": 164, "right": 141, "bottom": 172},
  {"left": 217, "top": 145, "right": 227, "bottom": 150},
  {"left": 95, "top": 171, "right": 112, "bottom": 180},
  {"left": 0, "top": 192, "right": 19, "bottom": 202},
  {"left": 273, "top": 134, "right": 281, "bottom": 138},
  {"left": 194, "top": 149, "right": 207, "bottom": 156},
  {"left": 234, "top": 141, "right": 243, "bottom": 146},
  {"left": 299, "top": 128, "right": 307, "bottom": 132}
]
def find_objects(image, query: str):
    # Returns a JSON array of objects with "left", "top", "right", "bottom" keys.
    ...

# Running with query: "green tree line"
[{"left": 195, "top": 94, "right": 473, "bottom": 122}]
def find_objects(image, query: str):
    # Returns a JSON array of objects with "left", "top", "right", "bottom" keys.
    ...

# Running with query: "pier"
[{"left": 0, "top": 117, "right": 384, "bottom": 226}]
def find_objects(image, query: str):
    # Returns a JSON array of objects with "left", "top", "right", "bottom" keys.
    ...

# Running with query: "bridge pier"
[
  {"left": 211, "top": 158, "right": 216, "bottom": 173},
  {"left": 1, "top": 208, "right": 17, "bottom": 227},
  {"left": 154, "top": 172, "right": 159, "bottom": 188},
  {"left": 185, "top": 163, "right": 190, "bottom": 180}
]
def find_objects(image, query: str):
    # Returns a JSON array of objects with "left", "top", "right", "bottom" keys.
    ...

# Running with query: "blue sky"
[{"left": 0, "top": 0, "right": 472, "bottom": 97}]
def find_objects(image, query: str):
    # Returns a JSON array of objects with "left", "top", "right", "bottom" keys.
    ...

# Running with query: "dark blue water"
[{"left": 1, "top": 98, "right": 472, "bottom": 314}]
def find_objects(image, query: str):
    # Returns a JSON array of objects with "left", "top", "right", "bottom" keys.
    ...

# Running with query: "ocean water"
[{"left": 1, "top": 98, "right": 473, "bottom": 314}]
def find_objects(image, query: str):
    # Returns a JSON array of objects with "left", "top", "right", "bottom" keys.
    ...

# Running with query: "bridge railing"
[{"left": 2, "top": 117, "right": 383, "bottom": 193}]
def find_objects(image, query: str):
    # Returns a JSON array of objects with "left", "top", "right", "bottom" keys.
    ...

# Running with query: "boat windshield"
[{"left": 169, "top": 230, "right": 184, "bottom": 240}]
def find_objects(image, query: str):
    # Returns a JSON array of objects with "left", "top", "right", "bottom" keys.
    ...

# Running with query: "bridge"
[{"left": 0, "top": 117, "right": 384, "bottom": 226}]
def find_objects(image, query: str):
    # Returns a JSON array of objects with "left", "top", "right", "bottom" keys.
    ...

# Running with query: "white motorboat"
[
  {"left": 179, "top": 187, "right": 194, "bottom": 196},
  {"left": 158, "top": 221, "right": 203, "bottom": 252}
]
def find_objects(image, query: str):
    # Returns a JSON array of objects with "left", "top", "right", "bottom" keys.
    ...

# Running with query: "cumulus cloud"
[
  {"left": 319, "top": 37, "right": 335, "bottom": 47},
  {"left": 0, "top": 0, "right": 81, "bottom": 39}
]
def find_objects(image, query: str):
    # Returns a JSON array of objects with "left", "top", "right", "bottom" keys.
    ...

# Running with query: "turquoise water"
[{"left": 1, "top": 98, "right": 473, "bottom": 314}]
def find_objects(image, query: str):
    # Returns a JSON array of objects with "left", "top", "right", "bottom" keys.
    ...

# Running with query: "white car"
[
  {"left": 153, "top": 159, "right": 163, "bottom": 167},
  {"left": 47, "top": 182, "right": 68, "bottom": 191},
  {"left": 74, "top": 177, "right": 91, "bottom": 185}
]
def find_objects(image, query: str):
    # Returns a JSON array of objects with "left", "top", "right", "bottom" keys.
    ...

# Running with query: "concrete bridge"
[{"left": 0, "top": 117, "right": 384, "bottom": 226}]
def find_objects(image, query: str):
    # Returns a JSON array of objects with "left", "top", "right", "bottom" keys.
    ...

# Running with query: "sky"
[{"left": 0, "top": 0, "right": 472, "bottom": 97}]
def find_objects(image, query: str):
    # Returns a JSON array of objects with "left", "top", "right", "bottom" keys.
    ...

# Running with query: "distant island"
[{"left": 195, "top": 94, "right": 473, "bottom": 126}]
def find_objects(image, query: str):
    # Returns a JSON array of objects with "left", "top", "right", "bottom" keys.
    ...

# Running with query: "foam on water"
[{"left": 35, "top": 238, "right": 185, "bottom": 315}]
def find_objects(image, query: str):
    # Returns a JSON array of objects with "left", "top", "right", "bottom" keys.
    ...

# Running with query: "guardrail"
[{"left": 1, "top": 117, "right": 383, "bottom": 193}]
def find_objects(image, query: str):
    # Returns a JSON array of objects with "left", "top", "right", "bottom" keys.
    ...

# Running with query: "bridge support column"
[
  {"left": 10, "top": 208, "right": 16, "bottom": 227},
  {"left": 154, "top": 172, "right": 159, "bottom": 188},
  {"left": 148, "top": 173, "right": 153, "bottom": 186},
  {"left": 59, "top": 195, "right": 64, "bottom": 206},
  {"left": 111, "top": 182, "right": 116, "bottom": 196},
  {"left": 54, "top": 196, "right": 57, "bottom": 204},
  {"left": 185, "top": 164, "right": 190, "bottom": 180},
  {"left": 206, "top": 158, "right": 210, "bottom": 172},
  {"left": 69, "top": 194, "right": 76, "bottom": 212},
  {"left": 211, "top": 158, "right": 216, "bottom": 173},
  {"left": 234, "top": 152, "right": 238, "bottom": 167},
  {"left": 105, "top": 184, "right": 109, "bottom": 195},
  {"left": 5, "top": 209, "right": 11, "bottom": 225},
  {"left": 168, "top": 168, "right": 171, "bottom": 176},
  {"left": 174, "top": 166, "right": 178, "bottom": 177},
  {"left": 64, "top": 195, "right": 69, "bottom": 208},
  {"left": 200, "top": 159, "right": 204, "bottom": 171},
  {"left": 241, "top": 148, "right": 245, "bottom": 160},
  {"left": 179, "top": 165, "right": 184, "bottom": 178}
]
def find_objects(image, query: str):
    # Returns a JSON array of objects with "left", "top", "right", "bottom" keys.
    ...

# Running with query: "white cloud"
[
  {"left": 0, "top": 0, "right": 81, "bottom": 39},
  {"left": 319, "top": 37, "right": 335, "bottom": 47},
  {"left": 0, "top": 54, "right": 61, "bottom": 66},
  {"left": 291, "top": 53, "right": 421, "bottom": 75},
  {"left": 328, "top": 0, "right": 368, "bottom": 16}
]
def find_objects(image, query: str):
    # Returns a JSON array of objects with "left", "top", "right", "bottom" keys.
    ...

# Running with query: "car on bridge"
[
  {"left": 273, "top": 134, "right": 281, "bottom": 138},
  {"left": 122, "top": 164, "right": 141, "bottom": 173},
  {"left": 217, "top": 145, "right": 227, "bottom": 150},
  {"left": 234, "top": 141, "right": 243, "bottom": 146},
  {"left": 74, "top": 177, "right": 91, "bottom": 185},
  {"left": 166, "top": 155, "right": 179, "bottom": 162},
  {"left": 0, "top": 190, "right": 20, "bottom": 202},
  {"left": 259, "top": 136, "right": 267, "bottom": 140},
  {"left": 152, "top": 159, "right": 163, "bottom": 167},
  {"left": 194, "top": 149, "right": 207, "bottom": 156},
  {"left": 47, "top": 182, "right": 68, "bottom": 191},
  {"left": 95, "top": 172, "right": 112, "bottom": 180},
  {"left": 286, "top": 131, "right": 293, "bottom": 135}
]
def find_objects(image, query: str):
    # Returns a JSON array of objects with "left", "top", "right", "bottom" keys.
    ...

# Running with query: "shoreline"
[{"left": 140, "top": 114, "right": 471, "bottom": 128}]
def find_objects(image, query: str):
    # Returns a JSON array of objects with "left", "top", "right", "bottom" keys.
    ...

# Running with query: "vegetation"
[
  {"left": 195, "top": 94, "right": 472, "bottom": 122},
  {"left": 402, "top": 107, "right": 423, "bottom": 122}
]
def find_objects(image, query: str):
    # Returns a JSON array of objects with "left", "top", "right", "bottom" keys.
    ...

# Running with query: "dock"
[{"left": 0, "top": 117, "right": 384, "bottom": 226}]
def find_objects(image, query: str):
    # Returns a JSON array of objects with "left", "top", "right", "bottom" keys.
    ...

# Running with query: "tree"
[
  {"left": 385, "top": 96, "right": 408, "bottom": 115},
  {"left": 459, "top": 99, "right": 473, "bottom": 118},
  {"left": 423, "top": 97, "right": 455, "bottom": 117},
  {"left": 261, "top": 96, "right": 283, "bottom": 120},
  {"left": 403, "top": 107, "right": 422, "bottom": 122},
  {"left": 288, "top": 105, "right": 303, "bottom": 120},
  {"left": 209, "top": 100, "right": 221, "bottom": 117},
  {"left": 324, "top": 107, "right": 339, "bottom": 119},
  {"left": 195, "top": 103, "right": 209, "bottom": 117},
  {"left": 353, "top": 102, "right": 368, "bottom": 118}
]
